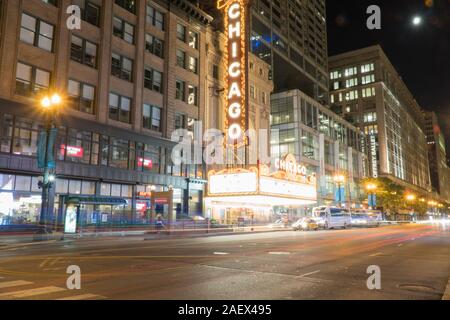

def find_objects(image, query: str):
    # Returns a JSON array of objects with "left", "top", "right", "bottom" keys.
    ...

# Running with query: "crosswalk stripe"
[
  {"left": 57, "top": 294, "right": 105, "bottom": 300},
  {"left": 0, "top": 286, "right": 65, "bottom": 299},
  {"left": 0, "top": 280, "right": 33, "bottom": 289}
]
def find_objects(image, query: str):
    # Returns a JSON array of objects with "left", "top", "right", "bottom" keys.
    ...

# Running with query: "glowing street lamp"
[{"left": 406, "top": 194, "right": 416, "bottom": 202}]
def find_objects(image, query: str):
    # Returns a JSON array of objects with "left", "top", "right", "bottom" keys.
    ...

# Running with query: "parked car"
[
  {"left": 268, "top": 219, "right": 291, "bottom": 229},
  {"left": 292, "top": 217, "right": 319, "bottom": 231}
]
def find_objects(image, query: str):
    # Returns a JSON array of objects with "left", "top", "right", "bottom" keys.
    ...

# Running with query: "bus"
[{"left": 312, "top": 206, "right": 352, "bottom": 230}]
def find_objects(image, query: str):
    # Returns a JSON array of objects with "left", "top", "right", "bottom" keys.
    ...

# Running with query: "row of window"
[
  {"left": 0, "top": 113, "right": 204, "bottom": 179},
  {"left": 330, "top": 63, "right": 375, "bottom": 79},
  {"left": 330, "top": 87, "right": 376, "bottom": 103},
  {"left": 331, "top": 74, "right": 375, "bottom": 90}
]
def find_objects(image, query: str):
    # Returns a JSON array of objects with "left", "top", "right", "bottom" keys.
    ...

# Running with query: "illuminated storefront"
[{"left": 206, "top": 154, "right": 317, "bottom": 223}]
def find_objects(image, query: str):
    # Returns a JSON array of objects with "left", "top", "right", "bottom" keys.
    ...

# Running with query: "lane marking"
[
  {"left": 398, "top": 244, "right": 404, "bottom": 247},
  {"left": 213, "top": 252, "right": 229, "bottom": 255},
  {"left": 369, "top": 252, "right": 383, "bottom": 257},
  {"left": 0, "top": 280, "right": 33, "bottom": 289},
  {"left": 0, "top": 286, "right": 65, "bottom": 299},
  {"left": 296, "top": 270, "right": 321, "bottom": 278},
  {"left": 57, "top": 294, "right": 105, "bottom": 300},
  {"left": 268, "top": 252, "right": 291, "bottom": 255}
]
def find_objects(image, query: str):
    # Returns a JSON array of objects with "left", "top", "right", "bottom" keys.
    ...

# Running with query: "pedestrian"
[{"left": 155, "top": 214, "right": 165, "bottom": 233}]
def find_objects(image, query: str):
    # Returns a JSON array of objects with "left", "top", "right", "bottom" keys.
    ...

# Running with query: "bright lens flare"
[
  {"left": 412, "top": 16, "right": 422, "bottom": 26},
  {"left": 51, "top": 93, "right": 62, "bottom": 104},
  {"left": 41, "top": 97, "right": 51, "bottom": 108}
]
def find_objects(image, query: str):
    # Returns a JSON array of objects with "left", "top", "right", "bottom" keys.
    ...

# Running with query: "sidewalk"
[{"left": 0, "top": 225, "right": 290, "bottom": 245}]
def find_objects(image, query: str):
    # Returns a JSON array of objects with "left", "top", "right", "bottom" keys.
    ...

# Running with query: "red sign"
[
  {"left": 137, "top": 192, "right": 152, "bottom": 198},
  {"left": 138, "top": 158, "right": 153, "bottom": 168},
  {"left": 136, "top": 202, "right": 148, "bottom": 212},
  {"left": 61, "top": 145, "right": 84, "bottom": 158}
]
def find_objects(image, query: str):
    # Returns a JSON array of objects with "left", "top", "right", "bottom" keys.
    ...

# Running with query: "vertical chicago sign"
[{"left": 218, "top": 0, "right": 248, "bottom": 147}]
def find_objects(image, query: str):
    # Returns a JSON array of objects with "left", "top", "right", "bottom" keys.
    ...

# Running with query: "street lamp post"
[
  {"left": 405, "top": 194, "right": 416, "bottom": 222},
  {"left": 333, "top": 174, "right": 345, "bottom": 208},
  {"left": 38, "top": 94, "right": 61, "bottom": 232}
]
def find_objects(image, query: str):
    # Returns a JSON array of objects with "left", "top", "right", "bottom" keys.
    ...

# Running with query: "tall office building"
[
  {"left": 199, "top": 0, "right": 329, "bottom": 102},
  {"left": 329, "top": 45, "right": 431, "bottom": 195},
  {"left": 423, "top": 111, "right": 450, "bottom": 201}
]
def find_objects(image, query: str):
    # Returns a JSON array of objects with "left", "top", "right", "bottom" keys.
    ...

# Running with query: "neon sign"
[
  {"left": 138, "top": 158, "right": 153, "bottom": 168},
  {"left": 61, "top": 145, "right": 84, "bottom": 158},
  {"left": 218, "top": 0, "right": 247, "bottom": 147},
  {"left": 274, "top": 154, "right": 307, "bottom": 181}
]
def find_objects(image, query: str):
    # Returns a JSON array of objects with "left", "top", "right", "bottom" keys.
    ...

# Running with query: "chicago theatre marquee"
[{"left": 205, "top": 1, "right": 318, "bottom": 223}]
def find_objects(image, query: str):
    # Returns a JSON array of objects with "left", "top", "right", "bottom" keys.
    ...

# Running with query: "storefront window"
[
  {"left": 68, "top": 180, "right": 82, "bottom": 194},
  {"left": 15, "top": 175, "right": 32, "bottom": 191},
  {"left": 0, "top": 174, "right": 15, "bottom": 190},
  {"left": 56, "top": 179, "right": 69, "bottom": 194},
  {"left": 81, "top": 181, "right": 95, "bottom": 195},
  {"left": 136, "top": 143, "right": 160, "bottom": 173}
]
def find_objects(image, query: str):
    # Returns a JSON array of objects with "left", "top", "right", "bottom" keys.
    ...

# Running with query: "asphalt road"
[{"left": 0, "top": 223, "right": 449, "bottom": 300}]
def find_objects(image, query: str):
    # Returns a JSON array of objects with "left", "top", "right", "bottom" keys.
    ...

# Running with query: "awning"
[{"left": 64, "top": 196, "right": 128, "bottom": 206}]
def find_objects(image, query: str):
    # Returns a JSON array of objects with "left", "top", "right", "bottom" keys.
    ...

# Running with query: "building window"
[
  {"left": 175, "top": 80, "right": 185, "bottom": 101},
  {"left": 145, "top": 34, "right": 164, "bottom": 58},
  {"left": 330, "top": 70, "right": 341, "bottom": 80},
  {"left": 176, "top": 23, "right": 186, "bottom": 42},
  {"left": 188, "top": 56, "right": 198, "bottom": 74},
  {"left": 146, "top": 5, "right": 164, "bottom": 30},
  {"left": 111, "top": 53, "right": 133, "bottom": 82},
  {"left": 72, "top": 0, "right": 101, "bottom": 26},
  {"left": 15, "top": 62, "right": 50, "bottom": 97},
  {"left": 113, "top": 17, "right": 134, "bottom": 44},
  {"left": 344, "top": 67, "right": 357, "bottom": 77},
  {"left": 187, "top": 85, "right": 198, "bottom": 106},
  {"left": 345, "top": 78, "right": 358, "bottom": 88},
  {"left": 345, "top": 90, "right": 359, "bottom": 101},
  {"left": 109, "top": 93, "right": 132, "bottom": 124},
  {"left": 20, "top": 13, "right": 54, "bottom": 52},
  {"left": 361, "top": 74, "right": 375, "bottom": 85},
  {"left": 70, "top": 35, "right": 97, "bottom": 68},
  {"left": 114, "top": 0, "right": 135, "bottom": 14},
  {"left": 188, "top": 30, "right": 198, "bottom": 49},
  {"left": 176, "top": 49, "right": 186, "bottom": 68},
  {"left": 364, "top": 112, "right": 377, "bottom": 123},
  {"left": 144, "top": 67, "right": 163, "bottom": 93},
  {"left": 361, "top": 63, "right": 374, "bottom": 73},
  {"left": 362, "top": 87, "right": 376, "bottom": 98},
  {"left": 67, "top": 80, "right": 95, "bottom": 114},
  {"left": 143, "top": 104, "right": 161, "bottom": 132}
]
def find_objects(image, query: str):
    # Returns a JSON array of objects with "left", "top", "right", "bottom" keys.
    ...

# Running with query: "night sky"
[{"left": 326, "top": 0, "right": 450, "bottom": 151}]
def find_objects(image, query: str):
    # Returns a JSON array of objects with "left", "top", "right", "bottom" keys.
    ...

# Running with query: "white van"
[{"left": 312, "top": 207, "right": 352, "bottom": 230}]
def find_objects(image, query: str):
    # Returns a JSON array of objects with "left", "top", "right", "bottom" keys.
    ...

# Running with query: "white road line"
[
  {"left": 443, "top": 278, "right": 450, "bottom": 300},
  {"left": 213, "top": 252, "right": 229, "bottom": 255},
  {"left": 0, "top": 280, "right": 33, "bottom": 289},
  {"left": 0, "top": 286, "right": 65, "bottom": 299},
  {"left": 269, "top": 252, "right": 291, "bottom": 255},
  {"left": 369, "top": 252, "right": 383, "bottom": 257},
  {"left": 296, "top": 270, "right": 321, "bottom": 278},
  {"left": 57, "top": 294, "right": 105, "bottom": 300}
]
